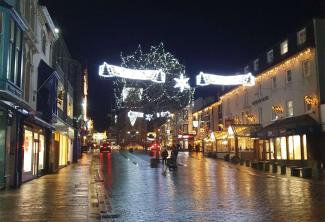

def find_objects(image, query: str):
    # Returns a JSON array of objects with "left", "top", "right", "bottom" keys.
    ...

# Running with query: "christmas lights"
[
  {"left": 174, "top": 73, "right": 190, "bottom": 92},
  {"left": 128, "top": 111, "right": 144, "bottom": 126},
  {"left": 196, "top": 72, "right": 255, "bottom": 86},
  {"left": 99, "top": 62, "right": 166, "bottom": 83},
  {"left": 122, "top": 87, "right": 143, "bottom": 102},
  {"left": 114, "top": 43, "right": 193, "bottom": 114}
]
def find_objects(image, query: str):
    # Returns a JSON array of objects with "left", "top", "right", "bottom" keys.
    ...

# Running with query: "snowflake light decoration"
[{"left": 174, "top": 73, "right": 190, "bottom": 92}]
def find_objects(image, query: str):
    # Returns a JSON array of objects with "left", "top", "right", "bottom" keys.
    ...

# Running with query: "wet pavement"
[
  {"left": 99, "top": 151, "right": 325, "bottom": 222},
  {"left": 0, "top": 154, "right": 100, "bottom": 222}
]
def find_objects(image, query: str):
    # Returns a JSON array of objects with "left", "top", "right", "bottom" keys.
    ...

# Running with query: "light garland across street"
[
  {"left": 196, "top": 72, "right": 256, "bottom": 86},
  {"left": 99, "top": 62, "right": 166, "bottom": 83}
]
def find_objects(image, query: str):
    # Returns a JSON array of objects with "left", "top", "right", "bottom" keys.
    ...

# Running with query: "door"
[{"left": 32, "top": 133, "right": 39, "bottom": 176}]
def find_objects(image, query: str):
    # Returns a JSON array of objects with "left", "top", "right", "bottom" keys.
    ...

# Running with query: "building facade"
[
  {"left": 0, "top": 1, "right": 82, "bottom": 189},
  {"left": 193, "top": 18, "right": 325, "bottom": 168}
]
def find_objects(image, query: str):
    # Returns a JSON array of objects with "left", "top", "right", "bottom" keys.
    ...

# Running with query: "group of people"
[{"left": 160, "top": 145, "right": 179, "bottom": 174}]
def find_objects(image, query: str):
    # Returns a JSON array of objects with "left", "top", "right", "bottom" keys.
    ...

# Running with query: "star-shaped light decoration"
[{"left": 174, "top": 73, "right": 190, "bottom": 92}]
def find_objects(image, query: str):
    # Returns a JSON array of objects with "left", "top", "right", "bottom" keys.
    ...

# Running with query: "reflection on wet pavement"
[{"left": 100, "top": 151, "right": 325, "bottom": 222}]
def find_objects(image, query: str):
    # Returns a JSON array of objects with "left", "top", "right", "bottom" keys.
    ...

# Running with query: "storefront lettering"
[{"left": 252, "top": 96, "right": 269, "bottom": 106}]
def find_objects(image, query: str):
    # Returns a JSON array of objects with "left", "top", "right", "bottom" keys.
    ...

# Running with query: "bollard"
[
  {"left": 245, "top": 160, "right": 250, "bottom": 167},
  {"left": 280, "top": 165, "right": 286, "bottom": 175}
]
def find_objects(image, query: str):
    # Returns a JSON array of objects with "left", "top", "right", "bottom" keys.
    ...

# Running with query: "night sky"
[{"left": 43, "top": 0, "right": 324, "bottom": 131}]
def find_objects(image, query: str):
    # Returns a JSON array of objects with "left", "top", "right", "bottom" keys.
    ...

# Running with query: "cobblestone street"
[{"left": 99, "top": 151, "right": 325, "bottom": 222}]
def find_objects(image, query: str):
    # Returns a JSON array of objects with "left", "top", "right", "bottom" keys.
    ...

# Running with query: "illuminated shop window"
[
  {"left": 303, "top": 134, "right": 308, "bottom": 160},
  {"left": 23, "top": 130, "right": 33, "bottom": 172},
  {"left": 39, "top": 135, "right": 45, "bottom": 170}
]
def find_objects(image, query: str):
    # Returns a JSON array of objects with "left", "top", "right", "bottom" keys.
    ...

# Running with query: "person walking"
[{"left": 161, "top": 148, "right": 169, "bottom": 175}]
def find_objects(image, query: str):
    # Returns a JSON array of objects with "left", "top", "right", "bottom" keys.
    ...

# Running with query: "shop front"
[
  {"left": 177, "top": 134, "right": 194, "bottom": 150},
  {"left": 256, "top": 115, "right": 321, "bottom": 165},
  {"left": 22, "top": 126, "right": 46, "bottom": 182}
]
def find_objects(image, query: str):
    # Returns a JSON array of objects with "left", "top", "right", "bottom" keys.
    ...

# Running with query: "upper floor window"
[
  {"left": 67, "top": 94, "right": 73, "bottom": 118},
  {"left": 280, "top": 40, "right": 288, "bottom": 55},
  {"left": 7, "top": 19, "right": 23, "bottom": 88},
  {"left": 287, "top": 100, "right": 294, "bottom": 117},
  {"left": 0, "top": 12, "right": 3, "bottom": 34},
  {"left": 302, "top": 60, "right": 311, "bottom": 77},
  {"left": 297, "top": 28, "right": 306, "bottom": 45},
  {"left": 42, "top": 31, "right": 46, "bottom": 55},
  {"left": 304, "top": 98, "right": 312, "bottom": 113},
  {"left": 286, "top": 70, "right": 292, "bottom": 84},
  {"left": 272, "top": 76, "right": 277, "bottom": 89},
  {"left": 253, "top": 59, "right": 259, "bottom": 71},
  {"left": 267, "top": 50, "right": 274, "bottom": 63}
]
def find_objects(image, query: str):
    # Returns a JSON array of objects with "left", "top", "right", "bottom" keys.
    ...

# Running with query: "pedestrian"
[
  {"left": 171, "top": 146, "right": 179, "bottom": 164},
  {"left": 195, "top": 144, "right": 199, "bottom": 153},
  {"left": 161, "top": 148, "right": 168, "bottom": 175},
  {"left": 161, "top": 148, "right": 168, "bottom": 166}
]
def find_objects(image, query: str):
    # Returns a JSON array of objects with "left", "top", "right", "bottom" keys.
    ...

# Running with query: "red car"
[{"left": 100, "top": 143, "right": 111, "bottom": 152}]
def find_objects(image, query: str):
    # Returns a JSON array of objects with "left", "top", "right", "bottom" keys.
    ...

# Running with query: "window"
[
  {"left": 183, "top": 124, "right": 188, "bottom": 134},
  {"left": 272, "top": 76, "right": 277, "bottom": 89},
  {"left": 286, "top": 70, "right": 292, "bottom": 84},
  {"left": 304, "top": 97, "right": 312, "bottom": 112},
  {"left": 267, "top": 50, "right": 273, "bottom": 63},
  {"left": 302, "top": 60, "right": 311, "bottom": 77},
  {"left": 42, "top": 31, "right": 46, "bottom": 54},
  {"left": 257, "top": 83, "right": 262, "bottom": 96},
  {"left": 253, "top": 59, "right": 259, "bottom": 71},
  {"left": 287, "top": 100, "right": 294, "bottom": 117},
  {"left": 288, "top": 135, "right": 302, "bottom": 160},
  {"left": 258, "top": 107, "right": 263, "bottom": 123},
  {"left": 297, "top": 28, "right": 306, "bottom": 45},
  {"left": 280, "top": 40, "right": 288, "bottom": 55},
  {"left": 57, "top": 82, "right": 64, "bottom": 110},
  {"left": 7, "top": 19, "right": 23, "bottom": 88},
  {"left": 183, "top": 110, "right": 188, "bottom": 120},
  {"left": 275, "top": 137, "right": 287, "bottom": 160},
  {"left": 67, "top": 94, "right": 73, "bottom": 118}
]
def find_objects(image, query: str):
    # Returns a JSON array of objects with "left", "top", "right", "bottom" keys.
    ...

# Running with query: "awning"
[
  {"left": 230, "top": 124, "right": 262, "bottom": 137},
  {"left": 257, "top": 114, "right": 321, "bottom": 138}
]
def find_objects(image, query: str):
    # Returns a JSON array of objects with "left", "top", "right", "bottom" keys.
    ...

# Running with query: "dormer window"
[
  {"left": 253, "top": 59, "right": 259, "bottom": 71},
  {"left": 297, "top": 28, "right": 306, "bottom": 45},
  {"left": 280, "top": 40, "right": 288, "bottom": 55},
  {"left": 267, "top": 50, "right": 273, "bottom": 63}
]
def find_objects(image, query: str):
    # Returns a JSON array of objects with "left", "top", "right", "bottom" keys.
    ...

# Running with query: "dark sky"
[{"left": 43, "top": 0, "right": 324, "bottom": 131}]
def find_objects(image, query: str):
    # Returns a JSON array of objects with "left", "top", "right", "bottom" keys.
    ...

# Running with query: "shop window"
[
  {"left": 303, "top": 134, "right": 308, "bottom": 160},
  {"left": 287, "top": 100, "right": 294, "bottom": 117},
  {"left": 288, "top": 135, "right": 301, "bottom": 160},
  {"left": 269, "top": 139, "right": 275, "bottom": 159},
  {"left": 23, "top": 130, "right": 33, "bottom": 172},
  {"left": 280, "top": 40, "right": 288, "bottom": 55},
  {"left": 297, "top": 28, "right": 306, "bottom": 45},
  {"left": 302, "top": 60, "right": 311, "bottom": 77},
  {"left": 275, "top": 137, "right": 287, "bottom": 159},
  {"left": 39, "top": 135, "right": 45, "bottom": 170},
  {"left": 267, "top": 50, "right": 273, "bottom": 63}
]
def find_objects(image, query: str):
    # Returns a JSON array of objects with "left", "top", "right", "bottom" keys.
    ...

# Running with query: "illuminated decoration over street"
[
  {"left": 196, "top": 72, "right": 255, "bottom": 86},
  {"left": 128, "top": 111, "right": 144, "bottom": 126},
  {"left": 174, "top": 73, "right": 190, "bottom": 92},
  {"left": 122, "top": 87, "right": 143, "bottom": 102},
  {"left": 99, "top": 62, "right": 166, "bottom": 83},
  {"left": 145, "top": 114, "right": 154, "bottom": 121}
]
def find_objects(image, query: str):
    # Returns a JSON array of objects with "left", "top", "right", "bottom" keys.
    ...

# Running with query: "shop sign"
[{"left": 252, "top": 96, "right": 269, "bottom": 106}]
